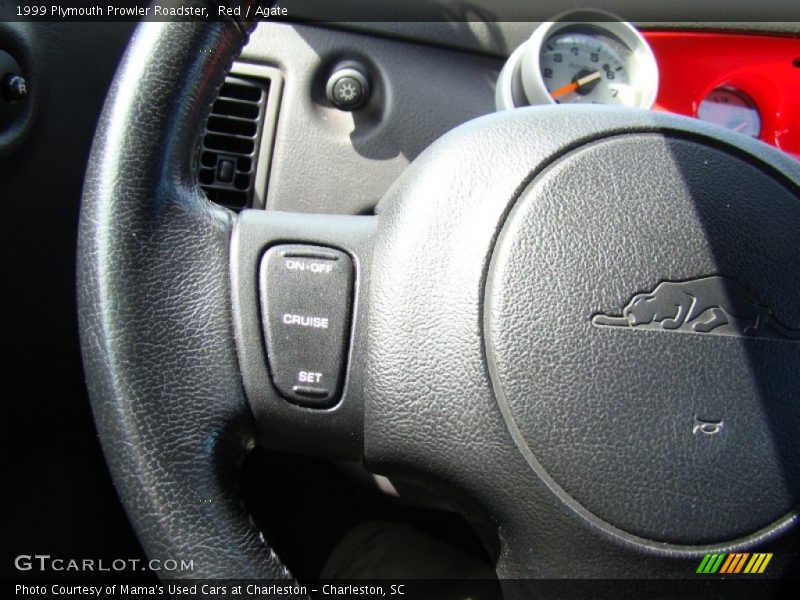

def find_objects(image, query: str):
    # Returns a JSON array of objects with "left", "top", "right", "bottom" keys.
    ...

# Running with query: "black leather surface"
[
  {"left": 77, "top": 2, "right": 297, "bottom": 581},
  {"left": 364, "top": 105, "right": 800, "bottom": 583}
]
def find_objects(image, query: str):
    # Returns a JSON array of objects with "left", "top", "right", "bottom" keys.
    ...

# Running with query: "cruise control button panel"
[{"left": 259, "top": 245, "right": 353, "bottom": 407}]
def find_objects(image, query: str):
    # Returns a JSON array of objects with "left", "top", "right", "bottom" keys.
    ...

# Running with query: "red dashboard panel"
[{"left": 643, "top": 31, "right": 800, "bottom": 159}]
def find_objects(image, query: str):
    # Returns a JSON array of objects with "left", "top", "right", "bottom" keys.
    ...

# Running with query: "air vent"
[{"left": 197, "top": 64, "right": 282, "bottom": 211}]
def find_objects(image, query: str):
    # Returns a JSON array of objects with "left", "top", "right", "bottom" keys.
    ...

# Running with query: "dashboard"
[
  {"left": 645, "top": 31, "right": 800, "bottom": 159},
  {"left": 235, "top": 20, "right": 799, "bottom": 217}
]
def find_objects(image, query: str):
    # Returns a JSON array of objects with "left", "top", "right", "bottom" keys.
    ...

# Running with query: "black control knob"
[
  {"left": 1, "top": 50, "right": 31, "bottom": 134},
  {"left": 2, "top": 73, "right": 28, "bottom": 103},
  {"left": 325, "top": 63, "right": 370, "bottom": 111}
]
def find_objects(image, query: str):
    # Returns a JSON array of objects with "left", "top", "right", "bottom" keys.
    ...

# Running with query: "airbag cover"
[{"left": 485, "top": 134, "right": 800, "bottom": 544}]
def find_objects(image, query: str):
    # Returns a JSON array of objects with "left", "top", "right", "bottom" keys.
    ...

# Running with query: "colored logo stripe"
[
  {"left": 697, "top": 553, "right": 773, "bottom": 574},
  {"left": 746, "top": 553, "right": 773, "bottom": 574},
  {"left": 696, "top": 553, "right": 725, "bottom": 574},
  {"left": 720, "top": 553, "right": 749, "bottom": 574},
  {"left": 719, "top": 554, "right": 736, "bottom": 573}
]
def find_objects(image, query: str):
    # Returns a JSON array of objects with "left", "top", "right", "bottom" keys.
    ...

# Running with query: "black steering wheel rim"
[{"left": 77, "top": 4, "right": 294, "bottom": 580}]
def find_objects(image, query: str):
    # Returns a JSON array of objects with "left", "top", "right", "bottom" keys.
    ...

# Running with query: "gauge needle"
[{"left": 550, "top": 71, "right": 602, "bottom": 99}]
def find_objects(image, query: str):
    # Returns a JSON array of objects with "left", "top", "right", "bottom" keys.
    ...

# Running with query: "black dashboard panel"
[
  {"left": 331, "top": 20, "right": 800, "bottom": 58},
  {"left": 0, "top": 20, "right": 140, "bottom": 573},
  {"left": 242, "top": 23, "right": 503, "bottom": 215}
]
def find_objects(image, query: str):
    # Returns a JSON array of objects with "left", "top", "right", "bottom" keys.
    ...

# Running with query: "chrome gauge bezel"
[
  {"left": 522, "top": 19, "right": 658, "bottom": 109},
  {"left": 496, "top": 14, "right": 659, "bottom": 111}
]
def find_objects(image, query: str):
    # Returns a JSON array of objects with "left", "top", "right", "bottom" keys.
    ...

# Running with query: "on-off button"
[{"left": 259, "top": 245, "right": 353, "bottom": 407}]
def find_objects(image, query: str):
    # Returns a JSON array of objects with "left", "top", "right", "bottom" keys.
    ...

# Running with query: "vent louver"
[{"left": 198, "top": 75, "right": 269, "bottom": 210}]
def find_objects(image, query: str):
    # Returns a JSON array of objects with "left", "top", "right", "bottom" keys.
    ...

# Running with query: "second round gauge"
[{"left": 697, "top": 88, "right": 761, "bottom": 139}]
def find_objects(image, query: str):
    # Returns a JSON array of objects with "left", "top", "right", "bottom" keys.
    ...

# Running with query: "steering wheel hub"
[{"left": 485, "top": 134, "right": 800, "bottom": 544}]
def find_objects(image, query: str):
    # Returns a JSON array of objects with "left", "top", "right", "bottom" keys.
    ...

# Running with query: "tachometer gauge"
[
  {"left": 496, "top": 14, "right": 659, "bottom": 111},
  {"left": 697, "top": 88, "right": 761, "bottom": 139},
  {"left": 539, "top": 32, "right": 633, "bottom": 105}
]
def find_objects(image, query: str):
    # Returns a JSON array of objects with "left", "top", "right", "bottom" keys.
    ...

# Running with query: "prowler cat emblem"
[{"left": 592, "top": 275, "right": 800, "bottom": 341}]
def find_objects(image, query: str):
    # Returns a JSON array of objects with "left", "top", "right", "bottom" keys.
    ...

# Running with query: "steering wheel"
[{"left": 78, "top": 1, "right": 800, "bottom": 593}]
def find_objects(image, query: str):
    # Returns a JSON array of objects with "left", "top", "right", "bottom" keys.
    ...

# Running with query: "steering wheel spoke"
[{"left": 231, "top": 209, "right": 376, "bottom": 459}]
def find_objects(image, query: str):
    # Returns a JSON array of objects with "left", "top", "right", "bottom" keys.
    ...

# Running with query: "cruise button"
[{"left": 259, "top": 244, "right": 353, "bottom": 408}]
